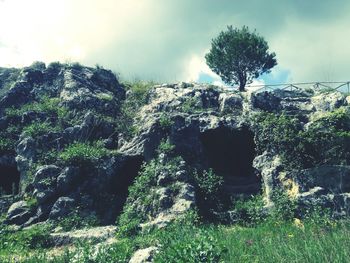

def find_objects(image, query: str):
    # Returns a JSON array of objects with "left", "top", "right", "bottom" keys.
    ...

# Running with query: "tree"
[{"left": 205, "top": 26, "right": 277, "bottom": 91}]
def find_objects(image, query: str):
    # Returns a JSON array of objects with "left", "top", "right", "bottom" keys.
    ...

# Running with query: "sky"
[{"left": 0, "top": 0, "right": 349, "bottom": 86}]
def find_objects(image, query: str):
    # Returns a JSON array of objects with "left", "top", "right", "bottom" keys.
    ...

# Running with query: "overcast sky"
[{"left": 0, "top": 0, "right": 349, "bottom": 85}]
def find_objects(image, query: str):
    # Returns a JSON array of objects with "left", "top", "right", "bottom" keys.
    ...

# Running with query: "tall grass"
[{"left": 1, "top": 218, "right": 350, "bottom": 262}]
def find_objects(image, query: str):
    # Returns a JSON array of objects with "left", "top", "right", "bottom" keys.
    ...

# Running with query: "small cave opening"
[
  {"left": 200, "top": 127, "right": 261, "bottom": 198},
  {"left": 0, "top": 165, "right": 20, "bottom": 195},
  {"left": 100, "top": 156, "right": 144, "bottom": 224}
]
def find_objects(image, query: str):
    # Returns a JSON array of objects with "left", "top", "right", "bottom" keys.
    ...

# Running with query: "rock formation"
[{"left": 0, "top": 62, "right": 349, "bottom": 230}]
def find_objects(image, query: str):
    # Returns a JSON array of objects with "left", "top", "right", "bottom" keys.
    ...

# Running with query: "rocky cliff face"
[{"left": 0, "top": 62, "right": 350, "bottom": 230}]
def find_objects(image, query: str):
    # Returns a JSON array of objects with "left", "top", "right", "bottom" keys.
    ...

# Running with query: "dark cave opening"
[
  {"left": 0, "top": 165, "right": 20, "bottom": 195},
  {"left": 113, "top": 156, "right": 144, "bottom": 198},
  {"left": 101, "top": 156, "right": 144, "bottom": 224},
  {"left": 200, "top": 127, "right": 261, "bottom": 197}
]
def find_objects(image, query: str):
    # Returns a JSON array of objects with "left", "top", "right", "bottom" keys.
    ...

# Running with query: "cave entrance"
[
  {"left": 0, "top": 165, "right": 20, "bottom": 195},
  {"left": 101, "top": 156, "right": 144, "bottom": 224},
  {"left": 200, "top": 127, "right": 261, "bottom": 198}
]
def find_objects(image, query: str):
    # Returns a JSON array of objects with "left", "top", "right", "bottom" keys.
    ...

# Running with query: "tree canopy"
[{"left": 205, "top": 26, "right": 277, "bottom": 91}]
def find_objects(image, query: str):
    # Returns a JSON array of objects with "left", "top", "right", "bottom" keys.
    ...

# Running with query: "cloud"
[{"left": 0, "top": 0, "right": 349, "bottom": 84}]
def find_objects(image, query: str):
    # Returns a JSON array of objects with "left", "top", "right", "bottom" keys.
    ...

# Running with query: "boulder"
[
  {"left": 6, "top": 201, "right": 32, "bottom": 225},
  {"left": 33, "top": 165, "right": 61, "bottom": 204},
  {"left": 49, "top": 197, "right": 76, "bottom": 219},
  {"left": 56, "top": 167, "right": 80, "bottom": 193},
  {"left": 33, "top": 165, "right": 61, "bottom": 185}
]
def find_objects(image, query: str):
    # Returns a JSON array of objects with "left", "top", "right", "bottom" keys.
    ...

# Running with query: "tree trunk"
[{"left": 239, "top": 78, "right": 246, "bottom": 92}]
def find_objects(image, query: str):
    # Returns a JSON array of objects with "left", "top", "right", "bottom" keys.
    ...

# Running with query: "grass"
[
  {"left": 22, "top": 122, "right": 60, "bottom": 138},
  {"left": 5, "top": 97, "right": 67, "bottom": 119},
  {"left": 58, "top": 141, "right": 112, "bottom": 166},
  {"left": 216, "top": 220, "right": 350, "bottom": 262},
  {"left": 0, "top": 217, "right": 349, "bottom": 262}
]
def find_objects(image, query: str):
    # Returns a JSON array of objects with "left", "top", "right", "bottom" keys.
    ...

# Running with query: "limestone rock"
[
  {"left": 56, "top": 167, "right": 80, "bottom": 193},
  {"left": 219, "top": 92, "right": 243, "bottom": 112},
  {"left": 33, "top": 165, "right": 61, "bottom": 204},
  {"left": 311, "top": 92, "right": 347, "bottom": 111},
  {"left": 6, "top": 201, "right": 32, "bottom": 225},
  {"left": 49, "top": 197, "right": 76, "bottom": 220},
  {"left": 129, "top": 246, "right": 159, "bottom": 263},
  {"left": 50, "top": 225, "right": 117, "bottom": 246}
]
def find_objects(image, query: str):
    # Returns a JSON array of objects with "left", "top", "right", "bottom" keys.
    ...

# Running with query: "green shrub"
[
  {"left": 181, "top": 96, "right": 202, "bottom": 113},
  {"left": 117, "top": 212, "right": 143, "bottom": 237},
  {"left": 194, "top": 169, "right": 223, "bottom": 196},
  {"left": 67, "top": 62, "right": 83, "bottom": 70},
  {"left": 231, "top": 195, "right": 266, "bottom": 226},
  {"left": 57, "top": 210, "right": 100, "bottom": 231},
  {"left": 158, "top": 113, "right": 174, "bottom": 130},
  {"left": 253, "top": 108, "right": 350, "bottom": 169},
  {"left": 192, "top": 169, "right": 225, "bottom": 218},
  {"left": 22, "top": 122, "right": 59, "bottom": 137},
  {"left": 25, "top": 197, "right": 38, "bottom": 211},
  {"left": 0, "top": 137, "right": 16, "bottom": 153},
  {"left": 124, "top": 80, "right": 155, "bottom": 106},
  {"left": 154, "top": 220, "right": 223, "bottom": 263},
  {"left": 59, "top": 141, "right": 110, "bottom": 166},
  {"left": 5, "top": 97, "right": 66, "bottom": 118},
  {"left": 157, "top": 138, "right": 175, "bottom": 154},
  {"left": 270, "top": 189, "right": 297, "bottom": 221},
  {"left": 47, "top": 61, "right": 63, "bottom": 71},
  {"left": 0, "top": 68, "right": 20, "bottom": 97},
  {"left": 116, "top": 80, "right": 156, "bottom": 138}
]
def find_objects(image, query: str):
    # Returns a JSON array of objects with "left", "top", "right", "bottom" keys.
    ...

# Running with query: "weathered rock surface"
[
  {"left": 129, "top": 246, "right": 159, "bottom": 263},
  {"left": 6, "top": 200, "right": 33, "bottom": 225},
  {"left": 50, "top": 225, "right": 117, "bottom": 246}
]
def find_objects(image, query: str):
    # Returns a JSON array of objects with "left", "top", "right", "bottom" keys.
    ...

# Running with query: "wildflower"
[
  {"left": 287, "top": 234, "right": 294, "bottom": 238},
  {"left": 293, "top": 218, "right": 304, "bottom": 230}
]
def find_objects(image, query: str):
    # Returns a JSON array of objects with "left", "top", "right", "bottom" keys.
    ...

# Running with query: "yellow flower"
[
  {"left": 293, "top": 218, "right": 304, "bottom": 230},
  {"left": 287, "top": 234, "right": 294, "bottom": 238}
]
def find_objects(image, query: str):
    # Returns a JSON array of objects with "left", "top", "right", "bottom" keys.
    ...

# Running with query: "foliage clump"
[
  {"left": 205, "top": 25, "right": 277, "bottom": 91},
  {"left": 252, "top": 107, "right": 350, "bottom": 169},
  {"left": 59, "top": 141, "right": 111, "bottom": 166},
  {"left": 116, "top": 80, "right": 156, "bottom": 138}
]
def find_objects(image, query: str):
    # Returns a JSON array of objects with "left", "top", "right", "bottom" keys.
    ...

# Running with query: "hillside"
[{"left": 0, "top": 62, "right": 350, "bottom": 262}]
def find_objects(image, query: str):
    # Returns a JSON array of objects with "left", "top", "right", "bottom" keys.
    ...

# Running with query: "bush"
[
  {"left": 231, "top": 195, "right": 266, "bottom": 226},
  {"left": 22, "top": 122, "right": 59, "bottom": 137},
  {"left": 157, "top": 138, "right": 175, "bottom": 155},
  {"left": 181, "top": 96, "right": 203, "bottom": 113},
  {"left": 57, "top": 210, "right": 100, "bottom": 231},
  {"left": 0, "top": 137, "right": 16, "bottom": 153},
  {"left": 154, "top": 220, "right": 223, "bottom": 263},
  {"left": 252, "top": 108, "right": 350, "bottom": 169},
  {"left": 5, "top": 97, "right": 66, "bottom": 118},
  {"left": 116, "top": 80, "right": 156, "bottom": 138},
  {"left": 59, "top": 141, "right": 110, "bottom": 166},
  {"left": 192, "top": 169, "right": 225, "bottom": 218},
  {"left": 117, "top": 154, "right": 185, "bottom": 237},
  {"left": 158, "top": 114, "right": 174, "bottom": 130},
  {"left": 270, "top": 189, "right": 297, "bottom": 221}
]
